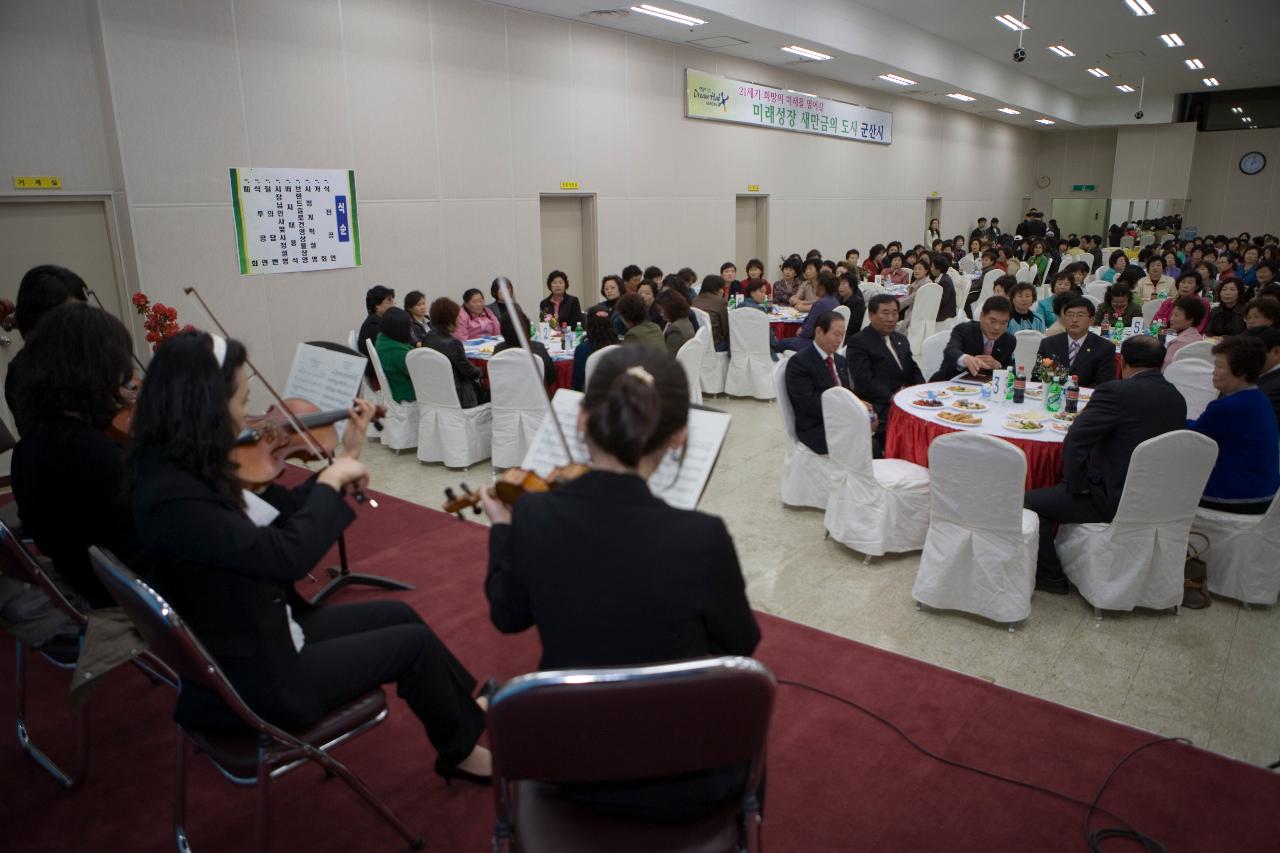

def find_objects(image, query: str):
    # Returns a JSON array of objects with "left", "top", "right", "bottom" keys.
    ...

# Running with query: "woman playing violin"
[
  {"left": 480, "top": 346, "right": 759, "bottom": 820},
  {"left": 131, "top": 330, "right": 493, "bottom": 784},
  {"left": 11, "top": 302, "right": 139, "bottom": 608}
]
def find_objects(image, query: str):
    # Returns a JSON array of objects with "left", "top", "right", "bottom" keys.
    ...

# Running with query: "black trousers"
[
  {"left": 1023, "top": 485, "right": 1113, "bottom": 582},
  {"left": 296, "top": 600, "right": 485, "bottom": 765}
]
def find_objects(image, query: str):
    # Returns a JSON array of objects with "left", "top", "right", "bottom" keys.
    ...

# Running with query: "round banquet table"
[
  {"left": 769, "top": 318, "right": 804, "bottom": 339},
  {"left": 468, "top": 355, "right": 574, "bottom": 391},
  {"left": 884, "top": 381, "right": 1091, "bottom": 491}
]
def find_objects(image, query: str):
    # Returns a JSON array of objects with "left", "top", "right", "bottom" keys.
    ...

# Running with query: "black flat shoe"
[
  {"left": 1035, "top": 577, "right": 1070, "bottom": 595},
  {"left": 475, "top": 677, "right": 499, "bottom": 705},
  {"left": 434, "top": 756, "right": 492, "bottom": 787}
]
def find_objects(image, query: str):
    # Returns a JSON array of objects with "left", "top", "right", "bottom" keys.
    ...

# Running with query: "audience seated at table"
[
  {"left": 1245, "top": 296, "right": 1280, "bottom": 329},
  {"left": 486, "top": 278, "right": 509, "bottom": 324},
  {"left": 1255, "top": 262, "right": 1278, "bottom": 297},
  {"left": 657, "top": 289, "right": 694, "bottom": 358},
  {"left": 786, "top": 311, "right": 868, "bottom": 456},
  {"left": 404, "top": 290, "right": 431, "bottom": 346},
  {"left": 1026, "top": 240, "right": 1050, "bottom": 285},
  {"left": 931, "top": 295, "right": 1015, "bottom": 382},
  {"left": 374, "top": 307, "right": 418, "bottom": 403},
  {"left": 1037, "top": 297, "right": 1116, "bottom": 388},
  {"left": 692, "top": 275, "right": 731, "bottom": 352},
  {"left": 1007, "top": 282, "right": 1046, "bottom": 333},
  {"left": 1024, "top": 336, "right": 1187, "bottom": 593},
  {"left": 895, "top": 258, "right": 934, "bottom": 333},
  {"left": 1094, "top": 283, "right": 1140, "bottom": 328},
  {"left": 835, "top": 273, "right": 867, "bottom": 340},
  {"left": 930, "top": 253, "right": 960, "bottom": 323},
  {"left": 1247, "top": 326, "right": 1280, "bottom": 427},
  {"left": 1238, "top": 246, "right": 1262, "bottom": 294},
  {"left": 778, "top": 272, "right": 839, "bottom": 353},
  {"left": 538, "top": 270, "right": 584, "bottom": 329},
  {"left": 1187, "top": 335, "right": 1279, "bottom": 515},
  {"left": 1152, "top": 272, "right": 1210, "bottom": 333},
  {"left": 1098, "top": 250, "right": 1128, "bottom": 285},
  {"left": 846, "top": 295, "right": 923, "bottom": 449},
  {"left": 620, "top": 264, "right": 643, "bottom": 294},
  {"left": 495, "top": 308, "right": 556, "bottom": 387},
  {"left": 773, "top": 257, "right": 800, "bottom": 307},
  {"left": 1162, "top": 297, "right": 1207, "bottom": 368},
  {"left": 424, "top": 298, "right": 489, "bottom": 407},
  {"left": 617, "top": 292, "right": 665, "bottom": 353},
  {"left": 863, "top": 244, "right": 887, "bottom": 280},
  {"left": 571, "top": 308, "right": 617, "bottom": 391},
  {"left": 738, "top": 258, "right": 771, "bottom": 300},
  {"left": 358, "top": 284, "right": 395, "bottom": 385},
  {"left": 1135, "top": 256, "right": 1172, "bottom": 304},
  {"left": 884, "top": 252, "right": 912, "bottom": 285},
  {"left": 589, "top": 274, "right": 622, "bottom": 317},
  {"left": 454, "top": 287, "right": 501, "bottom": 341},
  {"left": 719, "top": 261, "right": 737, "bottom": 294},
  {"left": 791, "top": 257, "right": 822, "bottom": 311}
]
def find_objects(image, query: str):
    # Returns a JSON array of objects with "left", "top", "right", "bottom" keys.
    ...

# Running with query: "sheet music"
[
  {"left": 282, "top": 343, "right": 367, "bottom": 440},
  {"left": 521, "top": 389, "right": 731, "bottom": 511}
]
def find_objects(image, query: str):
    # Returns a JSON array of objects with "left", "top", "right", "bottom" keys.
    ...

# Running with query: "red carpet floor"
[{"left": 3, "top": 477, "right": 1279, "bottom": 851}]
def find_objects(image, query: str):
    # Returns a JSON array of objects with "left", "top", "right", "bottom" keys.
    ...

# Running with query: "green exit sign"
[{"left": 1072, "top": 183, "right": 1097, "bottom": 192}]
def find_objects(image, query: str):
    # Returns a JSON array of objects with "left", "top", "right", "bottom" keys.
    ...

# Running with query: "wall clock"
[
  {"left": 1239, "top": 151, "right": 1266, "bottom": 176},
  {"left": 1036, "top": 175, "right": 1051, "bottom": 188}
]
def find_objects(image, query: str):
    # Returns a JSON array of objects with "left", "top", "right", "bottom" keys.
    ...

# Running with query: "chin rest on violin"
[
  {"left": 233, "top": 397, "right": 386, "bottom": 491},
  {"left": 442, "top": 463, "right": 589, "bottom": 519}
]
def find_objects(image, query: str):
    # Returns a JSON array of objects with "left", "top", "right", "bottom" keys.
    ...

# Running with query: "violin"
[
  {"left": 106, "top": 373, "right": 142, "bottom": 444},
  {"left": 233, "top": 397, "right": 387, "bottom": 491}
]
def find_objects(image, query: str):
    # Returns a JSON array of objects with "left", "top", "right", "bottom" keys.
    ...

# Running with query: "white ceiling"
[{"left": 489, "top": 0, "right": 1280, "bottom": 129}]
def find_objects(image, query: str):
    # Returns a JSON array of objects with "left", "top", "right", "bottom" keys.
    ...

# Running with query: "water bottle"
[
  {"left": 1065, "top": 375, "right": 1080, "bottom": 414},
  {"left": 1012, "top": 366, "right": 1026, "bottom": 404},
  {"left": 980, "top": 382, "right": 992, "bottom": 402},
  {"left": 1100, "top": 316, "right": 1110, "bottom": 337},
  {"left": 574, "top": 322, "right": 584, "bottom": 345},
  {"left": 1046, "top": 378, "right": 1062, "bottom": 413},
  {"left": 1006, "top": 363, "right": 1016, "bottom": 402}
]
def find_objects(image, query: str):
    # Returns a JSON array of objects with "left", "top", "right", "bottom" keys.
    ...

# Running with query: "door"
[
  {"left": 1049, "top": 197, "right": 1108, "bottom": 237},
  {"left": 538, "top": 195, "right": 598, "bottom": 313},
  {"left": 735, "top": 195, "right": 768, "bottom": 271},
  {"left": 0, "top": 198, "right": 129, "bottom": 444}
]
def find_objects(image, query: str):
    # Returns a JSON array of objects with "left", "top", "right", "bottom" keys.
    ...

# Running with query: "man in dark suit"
[
  {"left": 1037, "top": 296, "right": 1116, "bottom": 388},
  {"left": 930, "top": 296, "right": 1015, "bottom": 382},
  {"left": 1248, "top": 325, "right": 1280, "bottom": 427},
  {"left": 847, "top": 294, "right": 924, "bottom": 449},
  {"left": 970, "top": 217, "right": 989, "bottom": 242},
  {"left": 1024, "top": 336, "right": 1187, "bottom": 593},
  {"left": 785, "top": 311, "right": 859, "bottom": 455}
]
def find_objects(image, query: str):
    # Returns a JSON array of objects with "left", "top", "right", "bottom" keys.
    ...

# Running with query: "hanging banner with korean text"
[
  {"left": 229, "top": 167, "right": 361, "bottom": 275},
  {"left": 685, "top": 69, "right": 892, "bottom": 145}
]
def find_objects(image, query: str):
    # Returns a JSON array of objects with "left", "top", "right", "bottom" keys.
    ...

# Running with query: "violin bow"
[
  {"left": 183, "top": 286, "right": 374, "bottom": 506},
  {"left": 87, "top": 288, "right": 148, "bottom": 376}
]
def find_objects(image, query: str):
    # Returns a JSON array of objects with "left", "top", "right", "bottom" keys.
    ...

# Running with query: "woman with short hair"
[
  {"left": 657, "top": 288, "right": 694, "bottom": 358},
  {"left": 424, "top": 298, "right": 489, "bottom": 407},
  {"left": 404, "top": 290, "right": 430, "bottom": 345},
  {"left": 1162, "top": 297, "right": 1207, "bottom": 368},
  {"left": 1206, "top": 280, "right": 1247, "bottom": 338},
  {"left": 374, "top": 307, "right": 418, "bottom": 402},
  {"left": 454, "top": 288, "right": 501, "bottom": 340},
  {"left": 1153, "top": 271, "right": 1211, "bottom": 332},
  {"left": 539, "top": 270, "right": 583, "bottom": 328}
]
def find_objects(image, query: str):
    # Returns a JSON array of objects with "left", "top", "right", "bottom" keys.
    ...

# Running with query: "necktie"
[
  {"left": 884, "top": 335, "right": 903, "bottom": 370},
  {"left": 826, "top": 355, "right": 840, "bottom": 387},
  {"left": 1068, "top": 339, "right": 1081, "bottom": 365},
  {"left": 983, "top": 338, "right": 994, "bottom": 356}
]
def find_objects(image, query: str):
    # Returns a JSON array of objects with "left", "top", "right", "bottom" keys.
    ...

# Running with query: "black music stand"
[{"left": 303, "top": 341, "right": 413, "bottom": 605}]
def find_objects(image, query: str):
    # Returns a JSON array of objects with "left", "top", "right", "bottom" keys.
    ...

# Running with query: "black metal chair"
[
  {"left": 88, "top": 546, "right": 424, "bottom": 853},
  {"left": 486, "top": 656, "right": 775, "bottom": 853}
]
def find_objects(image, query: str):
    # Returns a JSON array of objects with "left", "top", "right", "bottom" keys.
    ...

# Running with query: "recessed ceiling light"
[
  {"left": 1087, "top": 67, "right": 1109, "bottom": 78},
  {"left": 1243, "top": 116, "right": 1253, "bottom": 123},
  {"left": 1185, "top": 58, "right": 1204, "bottom": 69},
  {"left": 1036, "top": 118, "right": 1056, "bottom": 125},
  {"left": 786, "top": 89, "right": 817, "bottom": 98},
  {"left": 994, "top": 13, "right": 1030, "bottom": 31},
  {"left": 1159, "top": 33, "right": 1184, "bottom": 47},
  {"left": 629, "top": 5, "right": 706, "bottom": 26},
  {"left": 1231, "top": 106, "right": 1243, "bottom": 113},
  {"left": 781, "top": 45, "right": 832, "bottom": 61},
  {"left": 997, "top": 107, "right": 1022, "bottom": 115},
  {"left": 1203, "top": 77, "right": 1219, "bottom": 87},
  {"left": 1125, "top": 0, "right": 1155, "bottom": 16},
  {"left": 1047, "top": 45, "right": 1075, "bottom": 58},
  {"left": 878, "top": 73, "right": 917, "bottom": 86},
  {"left": 1116, "top": 84, "right": 1135, "bottom": 92},
  {"left": 946, "top": 93, "right": 976, "bottom": 102}
]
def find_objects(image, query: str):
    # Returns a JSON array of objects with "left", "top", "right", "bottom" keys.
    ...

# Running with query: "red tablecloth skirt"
[
  {"left": 469, "top": 357, "right": 574, "bottom": 391},
  {"left": 773, "top": 321, "right": 804, "bottom": 339},
  {"left": 884, "top": 401, "right": 1064, "bottom": 491}
]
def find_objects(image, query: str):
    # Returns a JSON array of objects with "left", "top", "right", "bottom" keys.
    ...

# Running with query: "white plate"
[
  {"left": 1024, "top": 387, "right": 1043, "bottom": 399},
  {"left": 1004, "top": 419, "right": 1045, "bottom": 433},
  {"left": 916, "top": 389, "right": 950, "bottom": 399},
  {"left": 935, "top": 412, "right": 984, "bottom": 428},
  {"left": 1008, "top": 410, "right": 1048, "bottom": 421},
  {"left": 909, "top": 399, "right": 947, "bottom": 411},
  {"left": 1049, "top": 421, "right": 1070, "bottom": 434},
  {"left": 944, "top": 385, "right": 980, "bottom": 395},
  {"left": 950, "top": 400, "right": 989, "bottom": 412}
]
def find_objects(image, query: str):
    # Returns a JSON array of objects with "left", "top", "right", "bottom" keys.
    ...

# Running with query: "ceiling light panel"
[
  {"left": 1116, "top": 84, "right": 1135, "bottom": 92},
  {"left": 994, "top": 14, "right": 1030, "bottom": 31},
  {"left": 781, "top": 45, "right": 832, "bottom": 61},
  {"left": 1125, "top": 0, "right": 1155, "bottom": 16},
  {"left": 1202, "top": 77, "right": 1219, "bottom": 87},
  {"left": 1159, "top": 33, "right": 1183, "bottom": 47},
  {"left": 1036, "top": 118, "right": 1056, "bottom": 125},
  {"left": 1185, "top": 58, "right": 1204, "bottom": 69},
  {"left": 878, "top": 73, "right": 917, "bottom": 86},
  {"left": 1047, "top": 45, "right": 1075, "bottom": 58},
  {"left": 1231, "top": 107, "right": 1243, "bottom": 113},
  {"left": 997, "top": 107, "right": 1022, "bottom": 115},
  {"left": 946, "top": 93, "right": 976, "bottom": 102},
  {"left": 629, "top": 5, "right": 706, "bottom": 26},
  {"left": 1087, "top": 67, "right": 1109, "bottom": 78}
]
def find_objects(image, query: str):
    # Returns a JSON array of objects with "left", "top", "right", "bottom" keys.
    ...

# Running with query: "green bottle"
[
  {"left": 1046, "top": 379, "right": 1062, "bottom": 413},
  {"left": 1005, "top": 361, "right": 1016, "bottom": 402}
]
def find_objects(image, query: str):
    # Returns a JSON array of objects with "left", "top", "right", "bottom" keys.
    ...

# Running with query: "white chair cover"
[
  {"left": 822, "top": 387, "right": 931, "bottom": 556},
  {"left": 364, "top": 337, "right": 418, "bottom": 451},
  {"left": 487, "top": 349, "right": 547, "bottom": 469},
  {"left": 1163, "top": 359, "right": 1216, "bottom": 419},
  {"left": 832, "top": 304, "right": 851, "bottom": 325},
  {"left": 347, "top": 329, "right": 358, "bottom": 351},
  {"left": 921, "top": 331, "right": 949, "bottom": 381},
  {"left": 1085, "top": 281, "right": 1109, "bottom": 301},
  {"left": 1193, "top": 500, "right": 1280, "bottom": 606},
  {"left": 725, "top": 308, "right": 776, "bottom": 399},
  {"left": 675, "top": 336, "right": 705, "bottom": 405},
  {"left": 584, "top": 344, "right": 618, "bottom": 392},
  {"left": 690, "top": 306, "right": 713, "bottom": 335},
  {"left": 1013, "top": 329, "right": 1043, "bottom": 374},
  {"left": 405, "top": 347, "right": 492, "bottom": 468},
  {"left": 696, "top": 322, "right": 728, "bottom": 395},
  {"left": 968, "top": 269, "right": 1002, "bottom": 319},
  {"left": 1120, "top": 235, "right": 1135, "bottom": 248},
  {"left": 1058, "top": 431, "right": 1218, "bottom": 613},
  {"left": 906, "top": 282, "right": 942, "bottom": 359},
  {"left": 1015, "top": 266, "right": 1036, "bottom": 284},
  {"left": 1139, "top": 232, "right": 1155, "bottom": 247},
  {"left": 1140, "top": 300, "right": 1161, "bottom": 326},
  {"left": 1172, "top": 339, "right": 1214, "bottom": 364},
  {"left": 773, "top": 360, "right": 832, "bottom": 510},
  {"left": 858, "top": 281, "right": 885, "bottom": 303},
  {"left": 1083, "top": 293, "right": 1101, "bottom": 310},
  {"left": 912, "top": 433, "right": 1038, "bottom": 625}
]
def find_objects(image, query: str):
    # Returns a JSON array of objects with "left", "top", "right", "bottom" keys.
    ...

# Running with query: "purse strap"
[{"left": 1187, "top": 531, "right": 1210, "bottom": 560}]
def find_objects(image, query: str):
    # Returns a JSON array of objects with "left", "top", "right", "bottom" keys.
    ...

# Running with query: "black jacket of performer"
[
  {"left": 931, "top": 320, "right": 1015, "bottom": 382},
  {"left": 1037, "top": 331, "right": 1117, "bottom": 389},
  {"left": 357, "top": 313, "right": 381, "bottom": 383},
  {"left": 134, "top": 451, "right": 353, "bottom": 732},
  {"left": 538, "top": 294, "right": 584, "bottom": 328},
  {"left": 845, "top": 325, "right": 924, "bottom": 423},
  {"left": 1061, "top": 370, "right": 1186, "bottom": 514},
  {"left": 785, "top": 342, "right": 851, "bottom": 455}
]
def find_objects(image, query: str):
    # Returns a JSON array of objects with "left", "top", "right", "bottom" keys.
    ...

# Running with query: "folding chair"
[
  {"left": 487, "top": 656, "right": 774, "bottom": 853},
  {"left": 89, "top": 547, "right": 424, "bottom": 853}
]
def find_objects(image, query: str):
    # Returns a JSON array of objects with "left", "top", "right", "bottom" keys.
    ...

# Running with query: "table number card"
[{"left": 230, "top": 167, "right": 361, "bottom": 275}]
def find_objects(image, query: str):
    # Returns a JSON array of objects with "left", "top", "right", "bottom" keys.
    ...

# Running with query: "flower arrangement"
[
  {"left": 131, "top": 292, "right": 193, "bottom": 351},
  {"left": 1032, "top": 355, "right": 1069, "bottom": 386}
]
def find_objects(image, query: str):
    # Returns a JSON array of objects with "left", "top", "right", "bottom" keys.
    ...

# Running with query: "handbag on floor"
[{"left": 1182, "top": 532, "right": 1210, "bottom": 610}]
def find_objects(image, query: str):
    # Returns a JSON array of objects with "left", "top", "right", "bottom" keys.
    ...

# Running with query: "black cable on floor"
[{"left": 778, "top": 678, "right": 1185, "bottom": 852}]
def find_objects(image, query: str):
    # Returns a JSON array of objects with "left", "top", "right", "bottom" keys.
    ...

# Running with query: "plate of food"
[
  {"left": 946, "top": 385, "right": 980, "bottom": 395},
  {"left": 477, "top": 344, "right": 495, "bottom": 354},
  {"left": 1004, "top": 418, "right": 1045, "bottom": 433},
  {"left": 1008, "top": 410, "right": 1048, "bottom": 421},
  {"left": 916, "top": 389, "right": 950, "bottom": 399},
  {"left": 937, "top": 411, "right": 983, "bottom": 427},
  {"left": 911, "top": 397, "right": 945, "bottom": 409},
  {"left": 1049, "top": 421, "right": 1071, "bottom": 434},
  {"left": 1024, "top": 386, "right": 1043, "bottom": 399},
  {"left": 1053, "top": 411, "right": 1079, "bottom": 423},
  {"left": 951, "top": 399, "right": 989, "bottom": 412}
]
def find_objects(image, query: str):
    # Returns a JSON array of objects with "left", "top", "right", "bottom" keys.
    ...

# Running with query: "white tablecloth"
[
  {"left": 891, "top": 381, "right": 1093, "bottom": 446},
  {"left": 463, "top": 336, "right": 574, "bottom": 363}
]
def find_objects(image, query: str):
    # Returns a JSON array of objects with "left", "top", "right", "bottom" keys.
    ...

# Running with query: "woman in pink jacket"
[{"left": 453, "top": 287, "right": 502, "bottom": 340}]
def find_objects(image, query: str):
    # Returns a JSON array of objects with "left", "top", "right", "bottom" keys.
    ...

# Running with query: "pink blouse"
[
  {"left": 453, "top": 306, "right": 501, "bottom": 340},
  {"left": 1152, "top": 296, "right": 1210, "bottom": 333}
]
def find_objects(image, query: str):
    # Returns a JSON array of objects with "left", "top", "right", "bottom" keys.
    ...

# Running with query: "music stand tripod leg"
[{"left": 309, "top": 533, "right": 413, "bottom": 606}]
